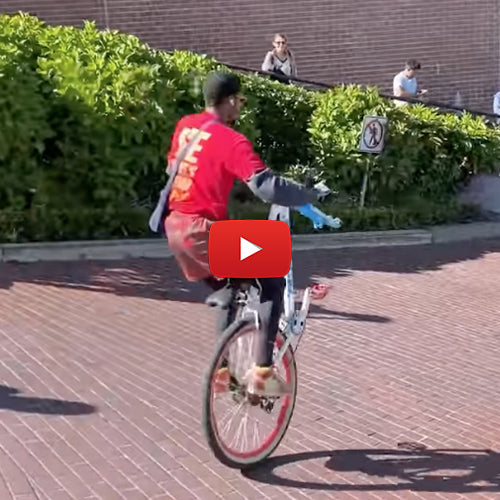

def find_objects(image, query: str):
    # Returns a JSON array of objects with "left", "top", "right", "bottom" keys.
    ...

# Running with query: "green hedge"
[
  {"left": 0, "top": 12, "right": 499, "bottom": 243},
  {"left": 309, "top": 86, "right": 500, "bottom": 205}
]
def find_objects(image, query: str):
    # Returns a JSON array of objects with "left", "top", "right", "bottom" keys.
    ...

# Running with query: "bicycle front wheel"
[{"left": 202, "top": 319, "right": 297, "bottom": 469}]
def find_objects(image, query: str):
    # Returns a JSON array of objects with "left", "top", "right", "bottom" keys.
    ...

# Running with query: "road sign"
[{"left": 359, "top": 116, "right": 387, "bottom": 153}]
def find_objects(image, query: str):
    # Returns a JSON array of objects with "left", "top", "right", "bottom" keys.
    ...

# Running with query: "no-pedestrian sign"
[{"left": 359, "top": 116, "right": 387, "bottom": 153}]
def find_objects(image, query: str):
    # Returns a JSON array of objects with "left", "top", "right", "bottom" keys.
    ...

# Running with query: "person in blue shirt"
[
  {"left": 393, "top": 59, "right": 427, "bottom": 105},
  {"left": 492, "top": 91, "right": 500, "bottom": 123}
]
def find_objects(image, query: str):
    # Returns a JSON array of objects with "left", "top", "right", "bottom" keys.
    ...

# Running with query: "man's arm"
[
  {"left": 261, "top": 52, "right": 275, "bottom": 73},
  {"left": 246, "top": 169, "right": 316, "bottom": 207},
  {"left": 395, "top": 87, "right": 413, "bottom": 98},
  {"left": 228, "top": 136, "right": 318, "bottom": 207}
]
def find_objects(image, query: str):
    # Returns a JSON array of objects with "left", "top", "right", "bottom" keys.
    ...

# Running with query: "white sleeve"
[
  {"left": 493, "top": 93, "right": 500, "bottom": 115},
  {"left": 393, "top": 73, "right": 404, "bottom": 95},
  {"left": 261, "top": 52, "right": 274, "bottom": 72}
]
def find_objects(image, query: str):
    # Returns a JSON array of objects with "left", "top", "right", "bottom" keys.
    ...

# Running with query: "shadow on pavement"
[
  {"left": 0, "top": 258, "right": 392, "bottom": 323},
  {"left": 307, "top": 306, "right": 391, "bottom": 323},
  {"left": 243, "top": 445, "right": 500, "bottom": 493},
  {"left": 311, "top": 237, "right": 500, "bottom": 275},
  {"left": 1, "top": 238, "right": 499, "bottom": 305},
  {"left": 0, "top": 385, "right": 96, "bottom": 416}
]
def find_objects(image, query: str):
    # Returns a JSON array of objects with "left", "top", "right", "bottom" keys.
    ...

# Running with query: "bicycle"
[{"left": 201, "top": 201, "right": 341, "bottom": 469}]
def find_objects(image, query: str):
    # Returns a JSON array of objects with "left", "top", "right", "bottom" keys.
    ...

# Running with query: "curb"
[
  {"left": 429, "top": 221, "right": 500, "bottom": 244},
  {"left": 1, "top": 221, "right": 500, "bottom": 263}
]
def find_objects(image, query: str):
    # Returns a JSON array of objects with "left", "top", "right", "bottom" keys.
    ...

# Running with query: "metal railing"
[{"left": 219, "top": 60, "right": 500, "bottom": 123}]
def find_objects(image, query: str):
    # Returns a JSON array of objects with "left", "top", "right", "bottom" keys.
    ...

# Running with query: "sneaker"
[
  {"left": 213, "top": 367, "right": 230, "bottom": 394},
  {"left": 246, "top": 365, "right": 291, "bottom": 397}
]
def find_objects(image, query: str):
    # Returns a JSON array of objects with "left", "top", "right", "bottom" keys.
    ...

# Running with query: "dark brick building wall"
[{"left": 4, "top": 0, "right": 500, "bottom": 111}]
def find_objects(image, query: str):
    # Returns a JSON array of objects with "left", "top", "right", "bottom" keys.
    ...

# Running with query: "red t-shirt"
[{"left": 166, "top": 111, "right": 266, "bottom": 221}]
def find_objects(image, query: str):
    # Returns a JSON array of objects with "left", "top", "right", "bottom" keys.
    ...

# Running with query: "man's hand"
[{"left": 312, "top": 181, "right": 332, "bottom": 203}]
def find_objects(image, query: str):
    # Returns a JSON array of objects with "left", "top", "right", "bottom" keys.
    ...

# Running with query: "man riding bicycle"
[{"left": 164, "top": 71, "right": 322, "bottom": 396}]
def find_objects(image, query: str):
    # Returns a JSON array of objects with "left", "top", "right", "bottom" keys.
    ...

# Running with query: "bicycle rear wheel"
[{"left": 202, "top": 318, "right": 297, "bottom": 469}]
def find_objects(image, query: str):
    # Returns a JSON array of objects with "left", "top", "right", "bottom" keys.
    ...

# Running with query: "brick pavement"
[{"left": 0, "top": 239, "right": 500, "bottom": 499}]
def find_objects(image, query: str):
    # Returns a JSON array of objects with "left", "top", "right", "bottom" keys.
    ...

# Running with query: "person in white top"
[
  {"left": 393, "top": 59, "right": 427, "bottom": 106},
  {"left": 261, "top": 33, "right": 297, "bottom": 83},
  {"left": 492, "top": 91, "right": 500, "bottom": 123}
]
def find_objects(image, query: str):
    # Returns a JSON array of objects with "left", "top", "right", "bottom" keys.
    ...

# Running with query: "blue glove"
[{"left": 298, "top": 204, "right": 342, "bottom": 230}]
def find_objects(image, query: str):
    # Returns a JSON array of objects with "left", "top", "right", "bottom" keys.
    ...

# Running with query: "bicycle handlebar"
[{"left": 297, "top": 203, "right": 342, "bottom": 230}]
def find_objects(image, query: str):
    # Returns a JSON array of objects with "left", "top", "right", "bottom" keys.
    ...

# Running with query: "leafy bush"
[
  {"left": 0, "top": 14, "right": 53, "bottom": 211},
  {"left": 228, "top": 196, "right": 481, "bottom": 233},
  {"left": 309, "top": 85, "right": 500, "bottom": 206},
  {"left": 0, "top": 206, "right": 149, "bottom": 243},
  {"left": 241, "top": 76, "right": 316, "bottom": 170},
  {"left": 0, "top": 13, "right": 498, "bottom": 244}
]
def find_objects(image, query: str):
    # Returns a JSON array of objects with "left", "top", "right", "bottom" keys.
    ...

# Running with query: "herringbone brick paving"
[{"left": 0, "top": 239, "right": 499, "bottom": 499}]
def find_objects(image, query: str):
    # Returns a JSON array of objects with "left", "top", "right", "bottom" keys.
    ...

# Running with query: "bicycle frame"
[
  {"left": 235, "top": 201, "right": 337, "bottom": 365},
  {"left": 235, "top": 204, "right": 308, "bottom": 361}
]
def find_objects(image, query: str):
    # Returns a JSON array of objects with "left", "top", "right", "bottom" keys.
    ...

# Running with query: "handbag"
[{"left": 148, "top": 119, "right": 216, "bottom": 235}]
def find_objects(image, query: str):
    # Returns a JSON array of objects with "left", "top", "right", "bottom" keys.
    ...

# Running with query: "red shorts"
[{"left": 164, "top": 211, "right": 220, "bottom": 282}]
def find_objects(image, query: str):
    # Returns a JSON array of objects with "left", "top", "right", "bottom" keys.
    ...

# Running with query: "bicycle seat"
[{"left": 205, "top": 285, "right": 234, "bottom": 309}]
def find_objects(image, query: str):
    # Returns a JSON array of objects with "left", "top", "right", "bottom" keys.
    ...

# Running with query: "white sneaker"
[{"left": 245, "top": 365, "right": 291, "bottom": 397}]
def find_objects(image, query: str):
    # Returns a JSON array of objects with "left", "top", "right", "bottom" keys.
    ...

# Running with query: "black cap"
[{"left": 203, "top": 72, "right": 241, "bottom": 106}]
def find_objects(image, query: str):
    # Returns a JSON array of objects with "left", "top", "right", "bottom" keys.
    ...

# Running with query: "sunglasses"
[{"left": 235, "top": 94, "right": 247, "bottom": 105}]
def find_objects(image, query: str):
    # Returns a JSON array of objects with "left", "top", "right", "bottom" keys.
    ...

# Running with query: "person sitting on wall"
[
  {"left": 393, "top": 59, "right": 428, "bottom": 105},
  {"left": 261, "top": 33, "right": 297, "bottom": 84}
]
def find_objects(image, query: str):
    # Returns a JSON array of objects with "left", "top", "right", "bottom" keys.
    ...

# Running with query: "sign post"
[{"left": 358, "top": 115, "right": 388, "bottom": 207}]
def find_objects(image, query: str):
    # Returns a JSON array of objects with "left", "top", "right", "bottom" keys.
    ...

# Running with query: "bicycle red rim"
[{"left": 210, "top": 329, "right": 293, "bottom": 461}]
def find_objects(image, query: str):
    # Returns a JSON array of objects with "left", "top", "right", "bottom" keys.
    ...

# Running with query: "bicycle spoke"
[
  {"left": 252, "top": 418, "right": 262, "bottom": 449},
  {"left": 239, "top": 412, "right": 250, "bottom": 452},
  {"left": 209, "top": 327, "right": 295, "bottom": 464},
  {"left": 229, "top": 410, "right": 247, "bottom": 450},
  {"left": 220, "top": 400, "right": 246, "bottom": 437}
]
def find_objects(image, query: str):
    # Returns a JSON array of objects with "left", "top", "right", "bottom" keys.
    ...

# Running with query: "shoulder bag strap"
[{"left": 164, "top": 118, "right": 216, "bottom": 193}]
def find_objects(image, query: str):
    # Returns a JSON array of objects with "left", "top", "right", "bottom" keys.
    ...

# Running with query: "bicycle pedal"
[{"left": 310, "top": 283, "right": 331, "bottom": 300}]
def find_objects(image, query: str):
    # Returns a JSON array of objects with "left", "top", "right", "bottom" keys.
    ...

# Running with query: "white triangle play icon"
[{"left": 240, "top": 237, "right": 262, "bottom": 261}]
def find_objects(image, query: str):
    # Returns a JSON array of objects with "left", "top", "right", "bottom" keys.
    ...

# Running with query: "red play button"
[{"left": 208, "top": 220, "right": 291, "bottom": 278}]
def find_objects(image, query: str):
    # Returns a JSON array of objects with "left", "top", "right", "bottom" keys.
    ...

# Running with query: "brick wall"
[{"left": 4, "top": 0, "right": 500, "bottom": 112}]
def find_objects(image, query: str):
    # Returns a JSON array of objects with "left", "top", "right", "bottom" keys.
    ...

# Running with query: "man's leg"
[
  {"left": 255, "top": 277, "right": 286, "bottom": 366},
  {"left": 203, "top": 276, "right": 237, "bottom": 392},
  {"left": 247, "top": 277, "right": 290, "bottom": 396},
  {"left": 165, "top": 213, "right": 235, "bottom": 392},
  {"left": 203, "top": 277, "right": 235, "bottom": 338}
]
